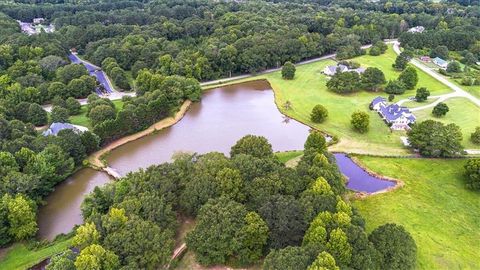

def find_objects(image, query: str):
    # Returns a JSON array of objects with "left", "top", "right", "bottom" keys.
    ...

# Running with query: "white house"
[
  {"left": 407, "top": 26, "right": 425, "bottom": 33},
  {"left": 323, "top": 64, "right": 348, "bottom": 76},
  {"left": 370, "top": 97, "right": 416, "bottom": 130},
  {"left": 323, "top": 64, "right": 366, "bottom": 76},
  {"left": 433, "top": 57, "right": 448, "bottom": 69},
  {"left": 33, "top": 18, "right": 45, "bottom": 24}
]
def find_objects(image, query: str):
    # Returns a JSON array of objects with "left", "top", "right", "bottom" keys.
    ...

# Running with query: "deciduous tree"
[
  {"left": 369, "top": 223, "right": 417, "bottom": 270},
  {"left": 310, "top": 104, "right": 328, "bottom": 123},
  {"left": 432, "top": 102, "right": 449, "bottom": 117},
  {"left": 415, "top": 87, "right": 430, "bottom": 102},
  {"left": 350, "top": 111, "right": 369, "bottom": 133}
]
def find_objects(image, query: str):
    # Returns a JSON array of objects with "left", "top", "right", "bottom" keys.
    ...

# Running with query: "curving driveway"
[{"left": 392, "top": 41, "right": 480, "bottom": 109}]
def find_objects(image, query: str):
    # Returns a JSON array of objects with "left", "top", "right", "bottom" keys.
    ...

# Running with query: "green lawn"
[
  {"left": 212, "top": 44, "right": 477, "bottom": 155},
  {"left": 69, "top": 99, "right": 124, "bottom": 129},
  {"left": 353, "top": 156, "right": 479, "bottom": 269},
  {"left": 0, "top": 238, "right": 72, "bottom": 270},
  {"left": 414, "top": 97, "right": 480, "bottom": 149},
  {"left": 275, "top": 150, "right": 303, "bottom": 163}
]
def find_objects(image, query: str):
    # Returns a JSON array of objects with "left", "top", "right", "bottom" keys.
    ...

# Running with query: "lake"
[{"left": 37, "top": 80, "right": 312, "bottom": 240}]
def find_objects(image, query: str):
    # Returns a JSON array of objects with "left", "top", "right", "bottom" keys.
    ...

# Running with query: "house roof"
[
  {"left": 433, "top": 57, "right": 447, "bottom": 65},
  {"left": 326, "top": 64, "right": 348, "bottom": 74},
  {"left": 42, "top": 122, "right": 87, "bottom": 136},
  {"left": 352, "top": 67, "right": 366, "bottom": 74},
  {"left": 379, "top": 103, "right": 413, "bottom": 122},
  {"left": 371, "top": 96, "right": 386, "bottom": 106}
]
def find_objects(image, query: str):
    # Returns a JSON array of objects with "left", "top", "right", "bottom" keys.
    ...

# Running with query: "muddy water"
[
  {"left": 37, "top": 80, "right": 311, "bottom": 239},
  {"left": 107, "top": 80, "right": 311, "bottom": 175},
  {"left": 37, "top": 169, "right": 110, "bottom": 240}
]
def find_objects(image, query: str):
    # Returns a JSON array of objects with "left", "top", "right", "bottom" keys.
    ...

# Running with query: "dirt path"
[{"left": 88, "top": 100, "right": 192, "bottom": 169}]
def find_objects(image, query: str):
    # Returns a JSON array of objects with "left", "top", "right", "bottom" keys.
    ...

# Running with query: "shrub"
[
  {"left": 432, "top": 102, "right": 449, "bottom": 117},
  {"left": 398, "top": 67, "right": 418, "bottom": 90},
  {"left": 384, "top": 80, "right": 406, "bottom": 95},
  {"left": 282, "top": 61, "right": 296, "bottom": 80},
  {"left": 446, "top": 61, "right": 461, "bottom": 73},
  {"left": 310, "top": 105, "right": 328, "bottom": 123},
  {"left": 326, "top": 71, "right": 361, "bottom": 93},
  {"left": 464, "top": 158, "right": 480, "bottom": 190},
  {"left": 51, "top": 106, "right": 70, "bottom": 123},
  {"left": 351, "top": 111, "right": 369, "bottom": 133},
  {"left": 471, "top": 127, "right": 480, "bottom": 144},
  {"left": 415, "top": 87, "right": 430, "bottom": 102}
]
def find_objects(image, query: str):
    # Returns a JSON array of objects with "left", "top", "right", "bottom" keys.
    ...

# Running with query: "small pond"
[{"left": 334, "top": 153, "right": 396, "bottom": 193}]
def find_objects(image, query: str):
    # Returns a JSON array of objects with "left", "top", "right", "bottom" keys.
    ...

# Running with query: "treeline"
[
  {"left": 0, "top": 117, "right": 101, "bottom": 247},
  {"left": 44, "top": 133, "right": 416, "bottom": 270},
  {"left": 91, "top": 73, "right": 201, "bottom": 143},
  {"left": 399, "top": 28, "right": 480, "bottom": 52}
]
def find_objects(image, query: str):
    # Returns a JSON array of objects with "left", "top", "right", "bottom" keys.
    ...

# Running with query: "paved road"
[
  {"left": 392, "top": 41, "right": 480, "bottom": 108},
  {"left": 200, "top": 44, "right": 373, "bottom": 87}
]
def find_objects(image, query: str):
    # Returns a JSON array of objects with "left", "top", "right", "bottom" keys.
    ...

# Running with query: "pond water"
[
  {"left": 37, "top": 169, "right": 110, "bottom": 240},
  {"left": 334, "top": 153, "right": 396, "bottom": 193},
  {"left": 37, "top": 80, "right": 311, "bottom": 239},
  {"left": 107, "top": 80, "right": 311, "bottom": 176}
]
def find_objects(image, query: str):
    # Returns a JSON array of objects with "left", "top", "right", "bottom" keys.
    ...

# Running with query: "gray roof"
[
  {"left": 43, "top": 122, "right": 77, "bottom": 136},
  {"left": 326, "top": 64, "right": 348, "bottom": 74},
  {"left": 433, "top": 57, "right": 447, "bottom": 65}
]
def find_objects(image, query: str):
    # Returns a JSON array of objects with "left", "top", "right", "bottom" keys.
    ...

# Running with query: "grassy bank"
[
  {"left": 353, "top": 156, "right": 479, "bottom": 269},
  {"left": 0, "top": 238, "right": 72, "bottom": 270},
  {"left": 210, "top": 44, "right": 475, "bottom": 155}
]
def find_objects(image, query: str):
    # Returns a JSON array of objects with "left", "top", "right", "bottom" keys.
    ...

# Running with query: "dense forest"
[
  {"left": 0, "top": 0, "right": 478, "bottom": 268},
  {"left": 46, "top": 133, "right": 417, "bottom": 269}
]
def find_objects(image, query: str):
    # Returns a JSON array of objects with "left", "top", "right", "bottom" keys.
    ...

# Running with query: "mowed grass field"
[
  {"left": 256, "top": 45, "right": 461, "bottom": 155},
  {"left": 0, "top": 238, "right": 71, "bottom": 270},
  {"left": 414, "top": 97, "right": 480, "bottom": 149},
  {"left": 353, "top": 156, "right": 480, "bottom": 269}
]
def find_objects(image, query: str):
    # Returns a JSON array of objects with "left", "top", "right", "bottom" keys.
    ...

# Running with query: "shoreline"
[
  {"left": 347, "top": 155, "right": 405, "bottom": 198},
  {"left": 88, "top": 100, "right": 192, "bottom": 170}
]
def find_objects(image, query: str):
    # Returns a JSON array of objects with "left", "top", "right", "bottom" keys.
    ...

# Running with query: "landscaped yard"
[
  {"left": 69, "top": 99, "right": 124, "bottom": 129},
  {"left": 258, "top": 45, "right": 458, "bottom": 155},
  {"left": 353, "top": 156, "right": 480, "bottom": 269},
  {"left": 209, "top": 44, "right": 479, "bottom": 155},
  {"left": 414, "top": 97, "right": 480, "bottom": 149},
  {"left": 0, "top": 238, "right": 72, "bottom": 270}
]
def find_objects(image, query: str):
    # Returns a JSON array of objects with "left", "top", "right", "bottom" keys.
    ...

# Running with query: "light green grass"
[
  {"left": 213, "top": 45, "right": 461, "bottom": 155},
  {"left": 69, "top": 99, "right": 124, "bottom": 129},
  {"left": 414, "top": 97, "right": 480, "bottom": 149},
  {"left": 353, "top": 156, "right": 479, "bottom": 269},
  {"left": 0, "top": 238, "right": 72, "bottom": 270},
  {"left": 261, "top": 55, "right": 411, "bottom": 155},
  {"left": 401, "top": 97, "right": 439, "bottom": 108},
  {"left": 275, "top": 150, "right": 303, "bottom": 163}
]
